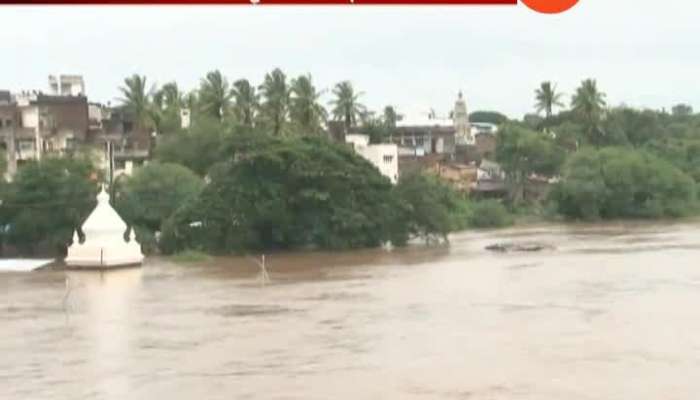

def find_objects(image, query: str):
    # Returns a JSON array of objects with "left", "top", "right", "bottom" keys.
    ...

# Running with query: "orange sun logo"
[{"left": 521, "top": 0, "right": 579, "bottom": 14}]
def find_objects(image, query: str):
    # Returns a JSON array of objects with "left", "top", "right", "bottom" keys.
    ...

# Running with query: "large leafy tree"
[
  {"left": 154, "top": 118, "right": 227, "bottom": 176},
  {"left": 289, "top": 74, "right": 327, "bottom": 136},
  {"left": 199, "top": 70, "right": 232, "bottom": 121},
  {"left": 160, "top": 136, "right": 409, "bottom": 254},
  {"left": 469, "top": 110, "right": 509, "bottom": 125},
  {"left": 118, "top": 74, "right": 153, "bottom": 131},
  {"left": 534, "top": 81, "right": 564, "bottom": 123},
  {"left": 0, "top": 157, "right": 98, "bottom": 255},
  {"left": 259, "top": 68, "right": 290, "bottom": 136},
  {"left": 496, "top": 123, "right": 566, "bottom": 204},
  {"left": 232, "top": 79, "right": 258, "bottom": 128},
  {"left": 394, "top": 172, "right": 457, "bottom": 243},
  {"left": 115, "top": 162, "right": 204, "bottom": 238},
  {"left": 571, "top": 79, "right": 607, "bottom": 147},
  {"left": 330, "top": 81, "right": 365, "bottom": 133}
]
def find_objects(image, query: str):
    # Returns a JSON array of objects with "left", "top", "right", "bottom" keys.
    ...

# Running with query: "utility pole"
[{"left": 7, "top": 121, "right": 17, "bottom": 178}]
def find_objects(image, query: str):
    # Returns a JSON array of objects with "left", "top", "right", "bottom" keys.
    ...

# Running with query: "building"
[
  {"left": 0, "top": 75, "right": 150, "bottom": 180},
  {"left": 391, "top": 92, "right": 474, "bottom": 159},
  {"left": 0, "top": 90, "right": 89, "bottom": 175},
  {"left": 48, "top": 75, "right": 85, "bottom": 97},
  {"left": 346, "top": 133, "right": 399, "bottom": 184}
]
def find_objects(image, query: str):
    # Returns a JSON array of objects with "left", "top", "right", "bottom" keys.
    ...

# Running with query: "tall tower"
[{"left": 453, "top": 91, "right": 472, "bottom": 145}]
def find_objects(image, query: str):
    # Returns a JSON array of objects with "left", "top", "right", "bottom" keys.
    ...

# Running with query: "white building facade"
[{"left": 346, "top": 133, "right": 399, "bottom": 184}]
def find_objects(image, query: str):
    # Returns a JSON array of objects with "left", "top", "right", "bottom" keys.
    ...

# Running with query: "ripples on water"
[{"left": 2, "top": 221, "right": 700, "bottom": 399}]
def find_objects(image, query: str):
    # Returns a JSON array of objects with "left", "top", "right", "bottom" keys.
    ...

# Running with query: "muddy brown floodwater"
[{"left": 3, "top": 222, "right": 700, "bottom": 399}]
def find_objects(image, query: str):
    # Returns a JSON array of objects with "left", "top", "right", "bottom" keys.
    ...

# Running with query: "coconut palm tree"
[
  {"left": 232, "top": 79, "right": 258, "bottom": 128},
  {"left": 329, "top": 81, "right": 365, "bottom": 133},
  {"left": 118, "top": 74, "right": 153, "bottom": 131},
  {"left": 148, "top": 82, "right": 185, "bottom": 135},
  {"left": 572, "top": 79, "right": 607, "bottom": 147},
  {"left": 289, "top": 74, "right": 327, "bottom": 135},
  {"left": 160, "top": 82, "right": 183, "bottom": 111},
  {"left": 383, "top": 105, "right": 398, "bottom": 130},
  {"left": 535, "top": 81, "right": 564, "bottom": 120},
  {"left": 198, "top": 70, "right": 232, "bottom": 121},
  {"left": 259, "top": 68, "right": 290, "bottom": 136}
]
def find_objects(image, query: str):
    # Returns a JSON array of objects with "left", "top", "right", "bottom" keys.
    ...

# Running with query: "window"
[
  {"left": 383, "top": 155, "right": 394, "bottom": 164},
  {"left": 416, "top": 137, "right": 425, "bottom": 146},
  {"left": 18, "top": 140, "right": 34, "bottom": 152}
]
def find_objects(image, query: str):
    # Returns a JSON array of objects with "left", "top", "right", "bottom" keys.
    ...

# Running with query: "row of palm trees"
[
  {"left": 118, "top": 69, "right": 369, "bottom": 136},
  {"left": 535, "top": 79, "right": 606, "bottom": 121},
  {"left": 534, "top": 78, "right": 607, "bottom": 146}
]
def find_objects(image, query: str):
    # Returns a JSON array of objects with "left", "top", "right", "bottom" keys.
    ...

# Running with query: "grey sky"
[{"left": 1, "top": 1, "right": 698, "bottom": 118}]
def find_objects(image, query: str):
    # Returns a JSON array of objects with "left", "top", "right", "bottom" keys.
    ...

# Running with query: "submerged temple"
[{"left": 65, "top": 187, "right": 144, "bottom": 268}]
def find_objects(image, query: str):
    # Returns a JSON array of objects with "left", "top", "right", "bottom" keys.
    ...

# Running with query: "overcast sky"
[{"left": 1, "top": 1, "right": 698, "bottom": 118}]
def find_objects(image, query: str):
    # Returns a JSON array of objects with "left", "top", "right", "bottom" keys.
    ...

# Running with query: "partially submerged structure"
[{"left": 65, "top": 187, "right": 143, "bottom": 269}]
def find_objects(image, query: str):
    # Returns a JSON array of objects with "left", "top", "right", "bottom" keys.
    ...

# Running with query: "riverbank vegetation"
[{"left": 1, "top": 70, "right": 699, "bottom": 256}]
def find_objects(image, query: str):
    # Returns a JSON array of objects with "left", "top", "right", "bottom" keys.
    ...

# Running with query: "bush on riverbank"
[
  {"left": 550, "top": 147, "right": 697, "bottom": 220},
  {"left": 394, "top": 172, "right": 459, "bottom": 242},
  {"left": 115, "top": 162, "right": 205, "bottom": 243},
  {"left": 467, "top": 200, "right": 514, "bottom": 228},
  {"left": 169, "top": 249, "right": 213, "bottom": 264}
]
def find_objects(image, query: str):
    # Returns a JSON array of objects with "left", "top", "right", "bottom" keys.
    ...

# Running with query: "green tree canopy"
[
  {"left": 154, "top": 117, "right": 228, "bottom": 176},
  {"left": 551, "top": 148, "right": 696, "bottom": 220},
  {"left": 115, "top": 162, "right": 204, "bottom": 236},
  {"left": 469, "top": 110, "right": 509, "bottom": 125},
  {"left": 496, "top": 124, "right": 566, "bottom": 204},
  {"left": 0, "top": 157, "right": 98, "bottom": 255},
  {"left": 160, "top": 136, "right": 407, "bottom": 254},
  {"left": 394, "top": 172, "right": 458, "bottom": 243}
]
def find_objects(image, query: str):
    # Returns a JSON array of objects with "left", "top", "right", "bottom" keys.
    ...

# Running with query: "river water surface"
[{"left": 3, "top": 222, "right": 700, "bottom": 399}]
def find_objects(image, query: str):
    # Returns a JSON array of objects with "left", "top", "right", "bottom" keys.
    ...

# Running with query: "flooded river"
[{"left": 3, "top": 222, "right": 700, "bottom": 399}]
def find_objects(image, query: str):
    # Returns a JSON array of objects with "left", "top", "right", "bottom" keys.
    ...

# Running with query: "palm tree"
[
  {"left": 118, "top": 74, "right": 152, "bottom": 131},
  {"left": 383, "top": 105, "right": 398, "bottom": 130},
  {"left": 232, "top": 79, "right": 258, "bottom": 128},
  {"left": 183, "top": 91, "right": 198, "bottom": 112},
  {"left": 199, "top": 70, "right": 232, "bottom": 120},
  {"left": 259, "top": 68, "right": 290, "bottom": 136},
  {"left": 160, "top": 82, "right": 183, "bottom": 111},
  {"left": 148, "top": 87, "right": 166, "bottom": 135},
  {"left": 329, "top": 81, "right": 365, "bottom": 133},
  {"left": 289, "top": 74, "right": 327, "bottom": 135},
  {"left": 571, "top": 79, "right": 607, "bottom": 147},
  {"left": 148, "top": 82, "right": 185, "bottom": 135},
  {"left": 535, "top": 81, "right": 564, "bottom": 120}
]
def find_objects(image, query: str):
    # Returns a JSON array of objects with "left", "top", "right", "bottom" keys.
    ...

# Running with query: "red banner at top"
[{"left": 3, "top": 0, "right": 579, "bottom": 14}]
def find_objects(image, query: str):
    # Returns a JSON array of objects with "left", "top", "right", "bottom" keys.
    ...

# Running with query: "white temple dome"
[
  {"left": 65, "top": 185, "right": 144, "bottom": 268},
  {"left": 81, "top": 187, "right": 128, "bottom": 235}
]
